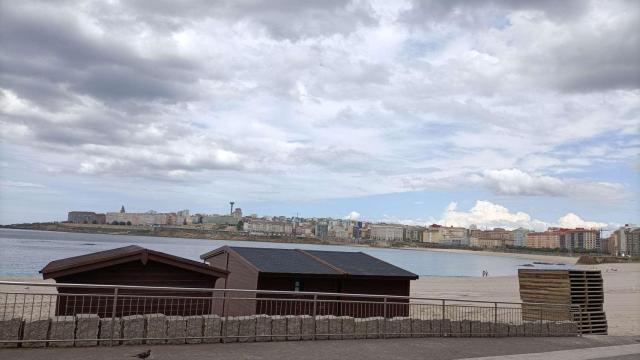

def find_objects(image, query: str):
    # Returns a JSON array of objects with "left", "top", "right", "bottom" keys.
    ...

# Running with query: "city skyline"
[{"left": 1, "top": 1, "right": 638, "bottom": 228}]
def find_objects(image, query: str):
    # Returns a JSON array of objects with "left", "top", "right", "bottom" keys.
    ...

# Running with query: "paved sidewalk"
[
  {"left": 460, "top": 343, "right": 640, "bottom": 360},
  {"left": 1, "top": 336, "right": 638, "bottom": 360}
]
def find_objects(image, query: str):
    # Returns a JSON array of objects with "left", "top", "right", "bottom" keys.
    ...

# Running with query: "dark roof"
[
  {"left": 200, "top": 246, "right": 418, "bottom": 279},
  {"left": 41, "top": 245, "right": 228, "bottom": 279},
  {"left": 230, "top": 247, "right": 340, "bottom": 275},
  {"left": 305, "top": 250, "right": 417, "bottom": 278}
]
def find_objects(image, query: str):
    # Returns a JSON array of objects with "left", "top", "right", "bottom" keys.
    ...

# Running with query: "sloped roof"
[
  {"left": 41, "top": 245, "right": 228, "bottom": 279},
  {"left": 200, "top": 246, "right": 418, "bottom": 279}
]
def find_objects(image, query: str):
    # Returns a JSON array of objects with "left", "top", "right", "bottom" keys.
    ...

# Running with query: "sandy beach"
[
  {"left": 411, "top": 262, "right": 640, "bottom": 336},
  {"left": 1, "top": 262, "right": 638, "bottom": 336}
]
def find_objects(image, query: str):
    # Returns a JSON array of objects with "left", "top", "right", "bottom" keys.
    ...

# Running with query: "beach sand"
[
  {"left": 1, "top": 263, "right": 638, "bottom": 335},
  {"left": 411, "top": 262, "right": 640, "bottom": 336}
]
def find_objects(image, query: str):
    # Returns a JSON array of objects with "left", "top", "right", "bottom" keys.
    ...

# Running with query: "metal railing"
[{"left": 0, "top": 281, "right": 581, "bottom": 345}]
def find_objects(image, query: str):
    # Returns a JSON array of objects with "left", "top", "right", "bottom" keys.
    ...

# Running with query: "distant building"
[
  {"left": 559, "top": 228, "right": 600, "bottom": 251},
  {"left": 67, "top": 211, "right": 106, "bottom": 224},
  {"left": 423, "top": 225, "right": 469, "bottom": 246},
  {"left": 512, "top": 228, "right": 529, "bottom": 247},
  {"left": 404, "top": 226, "right": 424, "bottom": 242},
  {"left": 314, "top": 223, "right": 329, "bottom": 240},
  {"left": 370, "top": 224, "right": 405, "bottom": 242},
  {"left": 612, "top": 225, "right": 639, "bottom": 256},
  {"left": 526, "top": 231, "right": 561, "bottom": 249},
  {"left": 106, "top": 208, "right": 175, "bottom": 226},
  {"left": 232, "top": 208, "right": 243, "bottom": 219},
  {"left": 202, "top": 215, "right": 240, "bottom": 226},
  {"left": 469, "top": 228, "right": 513, "bottom": 248},
  {"left": 244, "top": 219, "right": 292, "bottom": 235}
]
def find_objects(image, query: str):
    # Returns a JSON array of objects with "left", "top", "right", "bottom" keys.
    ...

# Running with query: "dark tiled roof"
[
  {"left": 229, "top": 247, "right": 340, "bottom": 275},
  {"left": 41, "top": 245, "right": 228, "bottom": 279},
  {"left": 306, "top": 250, "right": 417, "bottom": 278},
  {"left": 219, "top": 246, "right": 417, "bottom": 279}
]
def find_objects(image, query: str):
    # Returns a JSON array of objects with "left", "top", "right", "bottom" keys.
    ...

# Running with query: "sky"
[{"left": 0, "top": 0, "right": 638, "bottom": 230}]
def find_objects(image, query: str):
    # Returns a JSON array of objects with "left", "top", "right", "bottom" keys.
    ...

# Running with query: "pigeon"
[{"left": 132, "top": 350, "right": 151, "bottom": 359}]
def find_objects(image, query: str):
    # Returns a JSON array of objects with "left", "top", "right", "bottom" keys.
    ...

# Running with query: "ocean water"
[{"left": 0, "top": 228, "right": 568, "bottom": 277}]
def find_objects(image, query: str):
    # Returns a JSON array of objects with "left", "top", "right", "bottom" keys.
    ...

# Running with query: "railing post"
[
  {"left": 493, "top": 302, "right": 498, "bottom": 337},
  {"left": 441, "top": 299, "right": 445, "bottom": 336},
  {"left": 109, "top": 287, "right": 118, "bottom": 346},
  {"left": 382, "top": 297, "right": 387, "bottom": 339},
  {"left": 312, "top": 294, "right": 318, "bottom": 340}
]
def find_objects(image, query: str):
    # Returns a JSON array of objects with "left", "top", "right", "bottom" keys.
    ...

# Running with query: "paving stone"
[
  {"left": 470, "top": 321, "right": 482, "bottom": 337},
  {"left": 460, "top": 320, "right": 471, "bottom": 336},
  {"left": 354, "top": 318, "right": 367, "bottom": 339},
  {"left": 494, "top": 323, "right": 509, "bottom": 337},
  {"left": 449, "top": 321, "right": 462, "bottom": 337},
  {"left": 365, "top": 317, "right": 382, "bottom": 339},
  {"left": 75, "top": 314, "right": 99, "bottom": 347},
  {"left": 441, "top": 319, "right": 451, "bottom": 336},
  {"left": 397, "top": 317, "right": 411, "bottom": 338},
  {"left": 223, "top": 317, "right": 239, "bottom": 343},
  {"left": 314, "top": 315, "right": 330, "bottom": 340},
  {"left": 185, "top": 316, "right": 203, "bottom": 344},
  {"left": 431, "top": 319, "right": 443, "bottom": 336},
  {"left": 238, "top": 316, "right": 256, "bottom": 342},
  {"left": 99, "top": 317, "right": 121, "bottom": 346},
  {"left": 328, "top": 316, "right": 342, "bottom": 340},
  {"left": 480, "top": 322, "right": 493, "bottom": 337},
  {"left": 539, "top": 322, "right": 549, "bottom": 337},
  {"left": 300, "top": 315, "right": 314, "bottom": 340},
  {"left": 285, "top": 315, "right": 301, "bottom": 341},
  {"left": 255, "top": 315, "right": 271, "bottom": 342},
  {"left": 341, "top": 316, "right": 355, "bottom": 340},
  {"left": 48, "top": 316, "right": 75, "bottom": 347},
  {"left": 202, "top": 315, "right": 222, "bottom": 343},
  {"left": 166, "top": 316, "right": 187, "bottom": 344},
  {"left": 385, "top": 317, "right": 401, "bottom": 338},
  {"left": 144, "top": 314, "right": 167, "bottom": 345},
  {"left": 22, "top": 319, "right": 49, "bottom": 348},
  {"left": 122, "top": 315, "right": 145, "bottom": 345},
  {"left": 271, "top": 315, "right": 287, "bottom": 341},
  {"left": 0, "top": 318, "right": 22, "bottom": 348}
]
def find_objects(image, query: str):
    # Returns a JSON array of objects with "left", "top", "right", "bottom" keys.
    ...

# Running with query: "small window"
[{"left": 294, "top": 280, "right": 303, "bottom": 292}]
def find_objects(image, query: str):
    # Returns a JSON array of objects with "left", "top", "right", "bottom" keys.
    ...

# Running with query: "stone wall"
[{"left": 0, "top": 315, "right": 579, "bottom": 348}]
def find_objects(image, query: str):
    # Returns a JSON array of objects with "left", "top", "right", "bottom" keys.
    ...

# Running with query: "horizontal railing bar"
[{"left": 0, "top": 281, "right": 571, "bottom": 307}]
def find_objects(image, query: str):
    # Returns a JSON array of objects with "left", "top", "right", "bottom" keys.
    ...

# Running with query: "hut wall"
[{"left": 55, "top": 260, "right": 219, "bottom": 317}]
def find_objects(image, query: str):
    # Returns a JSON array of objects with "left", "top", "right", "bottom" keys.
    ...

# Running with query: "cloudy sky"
[{"left": 0, "top": 0, "right": 638, "bottom": 230}]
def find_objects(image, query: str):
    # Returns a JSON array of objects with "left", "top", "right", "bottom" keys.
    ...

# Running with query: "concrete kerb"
[
  {"left": 75, "top": 314, "right": 99, "bottom": 347},
  {"left": 238, "top": 316, "right": 256, "bottom": 343},
  {"left": 166, "top": 316, "right": 187, "bottom": 345},
  {"left": 185, "top": 315, "right": 204, "bottom": 344},
  {"left": 21, "top": 319, "right": 49, "bottom": 348},
  {"left": 144, "top": 314, "right": 167, "bottom": 345},
  {"left": 0, "top": 318, "right": 22, "bottom": 348},
  {"left": 48, "top": 316, "right": 75, "bottom": 347}
]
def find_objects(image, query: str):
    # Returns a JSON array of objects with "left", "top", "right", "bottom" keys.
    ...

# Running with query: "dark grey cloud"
[
  {"left": 125, "top": 0, "right": 377, "bottom": 40},
  {"left": 401, "top": 0, "right": 589, "bottom": 27}
]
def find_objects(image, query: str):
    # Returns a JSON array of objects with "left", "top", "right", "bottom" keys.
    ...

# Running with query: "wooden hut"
[
  {"left": 200, "top": 246, "right": 418, "bottom": 317},
  {"left": 40, "top": 245, "right": 228, "bottom": 317}
]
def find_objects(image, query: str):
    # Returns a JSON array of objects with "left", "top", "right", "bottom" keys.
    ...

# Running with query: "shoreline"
[{"left": 2, "top": 225, "right": 581, "bottom": 264}]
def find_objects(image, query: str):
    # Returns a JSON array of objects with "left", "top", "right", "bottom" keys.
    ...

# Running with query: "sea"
[{"left": 0, "top": 228, "right": 569, "bottom": 278}]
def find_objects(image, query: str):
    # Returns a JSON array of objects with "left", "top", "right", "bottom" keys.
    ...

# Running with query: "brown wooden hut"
[
  {"left": 40, "top": 245, "right": 228, "bottom": 317},
  {"left": 200, "top": 246, "right": 418, "bottom": 317}
]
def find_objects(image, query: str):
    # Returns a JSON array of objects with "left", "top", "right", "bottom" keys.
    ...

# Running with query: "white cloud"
[
  {"left": 344, "top": 211, "right": 361, "bottom": 220},
  {"left": 479, "top": 169, "right": 626, "bottom": 200},
  {"left": 557, "top": 213, "right": 609, "bottom": 229},
  {"left": 437, "top": 200, "right": 614, "bottom": 231}
]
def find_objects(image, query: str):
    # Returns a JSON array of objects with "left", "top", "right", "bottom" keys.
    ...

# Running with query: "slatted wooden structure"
[{"left": 518, "top": 268, "right": 607, "bottom": 334}]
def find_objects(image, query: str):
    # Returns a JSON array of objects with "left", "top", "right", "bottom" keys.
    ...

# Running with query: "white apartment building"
[{"left": 370, "top": 224, "right": 405, "bottom": 242}]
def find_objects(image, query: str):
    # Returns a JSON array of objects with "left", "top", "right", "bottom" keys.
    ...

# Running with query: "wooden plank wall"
[{"left": 518, "top": 269, "right": 607, "bottom": 334}]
